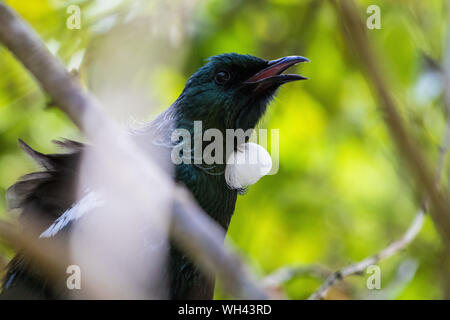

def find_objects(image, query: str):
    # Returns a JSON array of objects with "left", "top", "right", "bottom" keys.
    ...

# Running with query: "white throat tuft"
[{"left": 225, "top": 142, "right": 272, "bottom": 189}]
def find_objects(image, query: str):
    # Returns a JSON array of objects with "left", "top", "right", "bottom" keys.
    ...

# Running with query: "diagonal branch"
[
  {"left": 0, "top": 3, "right": 269, "bottom": 299},
  {"left": 309, "top": 115, "right": 450, "bottom": 300},
  {"left": 308, "top": 208, "right": 426, "bottom": 299},
  {"left": 262, "top": 264, "right": 331, "bottom": 287},
  {"left": 308, "top": 0, "right": 450, "bottom": 300},
  {"left": 334, "top": 0, "right": 450, "bottom": 242}
]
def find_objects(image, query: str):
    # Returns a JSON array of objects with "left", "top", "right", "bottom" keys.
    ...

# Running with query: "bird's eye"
[{"left": 215, "top": 70, "right": 231, "bottom": 84}]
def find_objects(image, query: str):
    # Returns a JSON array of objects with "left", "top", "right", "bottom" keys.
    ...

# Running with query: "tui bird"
[{"left": 1, "top": 53, "right": 308, "bottom": 299}]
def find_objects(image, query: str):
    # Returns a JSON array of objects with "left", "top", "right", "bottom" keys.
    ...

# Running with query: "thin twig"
[
  {"left": 260, "top": 264, "right": 332, "bottom": 299},
  {"left": 308, "top": 0, "right": 450, "bottom": 300},
  {"left": 262, "top": 264, "right": 331, "bottom": 288},
  {"left": 309, "top": 132, "right": 449, "bottom": 300},
  {"left": 308, "top": 209, "right": 426, "bottom": 299}
]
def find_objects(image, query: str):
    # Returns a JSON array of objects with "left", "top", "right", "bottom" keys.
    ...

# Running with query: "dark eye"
[{"left": 215, "top": 70, "right": 231, "bottom": 84}]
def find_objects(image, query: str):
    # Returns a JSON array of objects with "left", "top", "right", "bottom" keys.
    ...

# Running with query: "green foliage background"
[{"left": 0, "top": 0, "right": 448, "bottom": 299}]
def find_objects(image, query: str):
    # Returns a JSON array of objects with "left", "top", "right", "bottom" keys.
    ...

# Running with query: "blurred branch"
[
  {"left": 0, "top": 217, "right": 160, "bottom": 299},
  {"left": 308, "top": 209, "right": 426, "bottom": 300},
  {"left": 260, "top": 264, "right": 331, "bottom": 299},
  {"left": 0, "top": 220, "right": 69, "bottom": 286},
  {"left": 308, "top": 0, "right": 450, "bottom": 300},
  {"left": 335, "top": 0, "right": 450, "bottom": 241},
  {"left": 172, "top": 189, "right": 269, "bottom": 299},
  {"left": 363, "top": 259, "right": 418, "bottom": 300},
  {"left": 0, "top": 3, "right": 269, "bottom": 299},
  {"left": 0, "top": 254, "right": 5, "bottom": 271},
  {"left": 309, "top": 118, "right": 449, "bottom": 299},
  {"left": 262, "top": 264, "right": 331, "bottom": 287},
  {"left": 436, "top": 0, "right": 450, "bottom": 299}
]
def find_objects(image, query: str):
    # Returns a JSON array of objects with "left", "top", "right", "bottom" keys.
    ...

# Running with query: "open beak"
[{"left": 244, "top": 56, "right": 310, "bottom": 86}]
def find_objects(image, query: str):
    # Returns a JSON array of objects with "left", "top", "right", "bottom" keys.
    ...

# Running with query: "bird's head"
[{"left": 175, "top": 53, "right": 309, "bottom": 132}]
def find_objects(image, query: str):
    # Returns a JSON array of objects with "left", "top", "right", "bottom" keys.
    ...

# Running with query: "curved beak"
[{"left": 244, "top": 55, "right": 310, "bottom": 85}]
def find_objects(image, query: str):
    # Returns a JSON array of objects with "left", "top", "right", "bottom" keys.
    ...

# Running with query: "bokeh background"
[{"left": 0, "top": 0, "right": 448, "bottom": 299}]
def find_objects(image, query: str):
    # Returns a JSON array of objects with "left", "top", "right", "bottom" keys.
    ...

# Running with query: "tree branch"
[
  {"left": 307, "top": 0, "right": 450, "bottom": 300},
  {"left": 0, "top": 220, "right": 70, "bottom": 287},
  {"left": 262, "top": 264, "right": 331, "bottom": 286},
  {"left": 308, "top": 208, "right": 426, "bottom": 300},
  {"left": 0, "top": 3, "right": 269, "bottom": 299},
  {"left": 335, "top": 0, "right": 450, "bottom": 242}
]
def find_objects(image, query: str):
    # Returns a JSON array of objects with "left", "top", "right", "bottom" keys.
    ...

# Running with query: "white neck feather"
[{"left": 225, "top": 142, "right": 272, "bottom": 190}]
